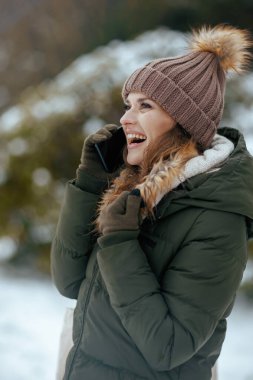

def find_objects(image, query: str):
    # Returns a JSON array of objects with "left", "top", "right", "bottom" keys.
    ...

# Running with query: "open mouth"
[{"left": 126, "top": 133, "right": 147, "bottom": 145}]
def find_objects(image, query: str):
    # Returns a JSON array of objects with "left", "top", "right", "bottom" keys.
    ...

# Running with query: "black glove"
[
  {"left": 99, "top": 190, "right": 142, "bottom": 236},
  {"left": 76, "top": 124, "right": 123, "bottom": 190}
]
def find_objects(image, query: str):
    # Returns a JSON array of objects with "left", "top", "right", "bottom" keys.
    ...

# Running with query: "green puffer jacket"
[{"left": 51, "top": 127, "right": 253, "bottom": 380}]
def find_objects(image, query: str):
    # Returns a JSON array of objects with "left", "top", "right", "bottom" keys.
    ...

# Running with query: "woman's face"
[{"left": 120, "top": 92, "right": 176, "bottom": 166}]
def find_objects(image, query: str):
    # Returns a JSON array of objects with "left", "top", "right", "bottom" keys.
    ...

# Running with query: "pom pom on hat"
[
  {"left": 122, "top": 24, "right": 252, "bottom": 148},
  {"left": 190, "top": 24, "right": 252, "bottom": 73}
]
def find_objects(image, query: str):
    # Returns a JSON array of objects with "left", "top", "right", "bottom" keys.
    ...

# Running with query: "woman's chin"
[{"left": 127, "top": 153, "right": 142, "bottom": 166}]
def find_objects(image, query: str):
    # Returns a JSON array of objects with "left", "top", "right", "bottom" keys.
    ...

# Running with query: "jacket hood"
[{"left": 154, "top": 127, "right": 253, "bottom": 237}]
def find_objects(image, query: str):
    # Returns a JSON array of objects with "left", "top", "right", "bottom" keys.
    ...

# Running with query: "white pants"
[{"left": 56, "top": 308, "right": 74, "bottom": 380}]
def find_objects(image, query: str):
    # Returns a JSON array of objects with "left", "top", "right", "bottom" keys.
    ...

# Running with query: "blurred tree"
[
  {"left": 0, "top": 0, "right": 168, "bottom": 111},
  {"left": 0, "top": 114, "right": 85, "bottom": 270},
  {"left": 161, "top": 0, "right": 253, "bottom": 31},
  {"left": 1, "top": 0, "right": 252, "bottom": 112}
]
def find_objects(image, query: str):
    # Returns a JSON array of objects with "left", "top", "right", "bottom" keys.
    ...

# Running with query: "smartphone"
[{"left": 94, "top": 126, "right": 126, "bottom": 173}]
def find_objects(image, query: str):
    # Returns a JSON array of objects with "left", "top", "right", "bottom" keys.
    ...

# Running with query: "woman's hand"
[
  {"left": 99, "top": 190, "right": 143, "bottom": 236},
  {"left": 78, "top": 124, "right": 121, "bottom": 180}
]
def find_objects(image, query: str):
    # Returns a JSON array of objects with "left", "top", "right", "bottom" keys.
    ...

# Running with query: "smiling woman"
[
  {"left": 51, "top": 24, "right": 253, "bottom": 380},
  {"left": 121, "top": 93, "right": 176, "bottom": 166}
]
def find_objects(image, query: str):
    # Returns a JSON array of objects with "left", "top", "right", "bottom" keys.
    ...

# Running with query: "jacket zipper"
[{"left": 65, "top": 260, "right": 99, "bottom": 379}]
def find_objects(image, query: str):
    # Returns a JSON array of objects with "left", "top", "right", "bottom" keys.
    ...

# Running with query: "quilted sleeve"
[{"left": 51, "top": 172, "right": 106, "bottom": 299}]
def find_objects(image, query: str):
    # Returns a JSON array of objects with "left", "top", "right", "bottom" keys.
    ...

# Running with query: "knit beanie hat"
[{"left": 122, "top": 25, "right": 252, "bottom": 148}]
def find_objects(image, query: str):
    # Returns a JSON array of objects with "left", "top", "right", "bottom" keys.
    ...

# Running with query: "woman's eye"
[
  {"left": 140, "top": 102, "right": 152, "bottom": 109},
  {"left": 123, "top": 102, "right": 151, "bottom": 111}
]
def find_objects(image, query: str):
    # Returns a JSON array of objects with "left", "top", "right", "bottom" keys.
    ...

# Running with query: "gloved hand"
[
  {"left": 99, "top": 190, "right": 143, "bottom": 236},
  {"left": 78, "top": 124, "right": 122, "bottom": 180}
]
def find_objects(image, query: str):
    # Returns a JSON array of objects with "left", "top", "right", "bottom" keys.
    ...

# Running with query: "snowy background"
[
  {"left": 0, "top": 27, "right": 253, "bottom": 380},
  {"left": 0, "top": 266, "right": 253, "bottom": 380}
]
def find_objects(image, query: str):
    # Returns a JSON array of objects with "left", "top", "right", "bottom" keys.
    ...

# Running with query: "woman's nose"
[{"left": 120, "top": 109, "right": 136, "bottom": 126}]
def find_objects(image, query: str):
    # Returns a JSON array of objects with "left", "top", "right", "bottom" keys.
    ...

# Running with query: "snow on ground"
[
  {"left": 219, "top": 297, "right": 253, "bottom": 380},
  {"left": 0, "top": 269, "right": 75, "bottom": 380},
  {"left": 0, "top": 267, "right": 252, "bottom": 380}
]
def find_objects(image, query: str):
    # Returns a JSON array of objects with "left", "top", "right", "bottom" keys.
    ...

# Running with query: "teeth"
[{"left": 127, "top": 133, "right": 147, "bottom": 142}]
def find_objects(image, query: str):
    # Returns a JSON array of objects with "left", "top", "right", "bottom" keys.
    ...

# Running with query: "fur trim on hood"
[{"left": 137, "top": 133, "right": 234, "bottom": 209}]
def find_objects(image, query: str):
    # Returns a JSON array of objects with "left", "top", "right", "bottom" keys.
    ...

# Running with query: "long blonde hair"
[{"left": 96, "top": 124, "right": 201, "bottom": 231}]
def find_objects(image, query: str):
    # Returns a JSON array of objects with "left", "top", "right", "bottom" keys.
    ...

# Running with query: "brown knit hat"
[{"left": 122, "top": 25, "right": 252, "bottom": 148}]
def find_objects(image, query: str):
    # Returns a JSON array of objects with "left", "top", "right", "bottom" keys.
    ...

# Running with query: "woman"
[{"left": 51, "top": 25, "right": 253, "bottom": 380}]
